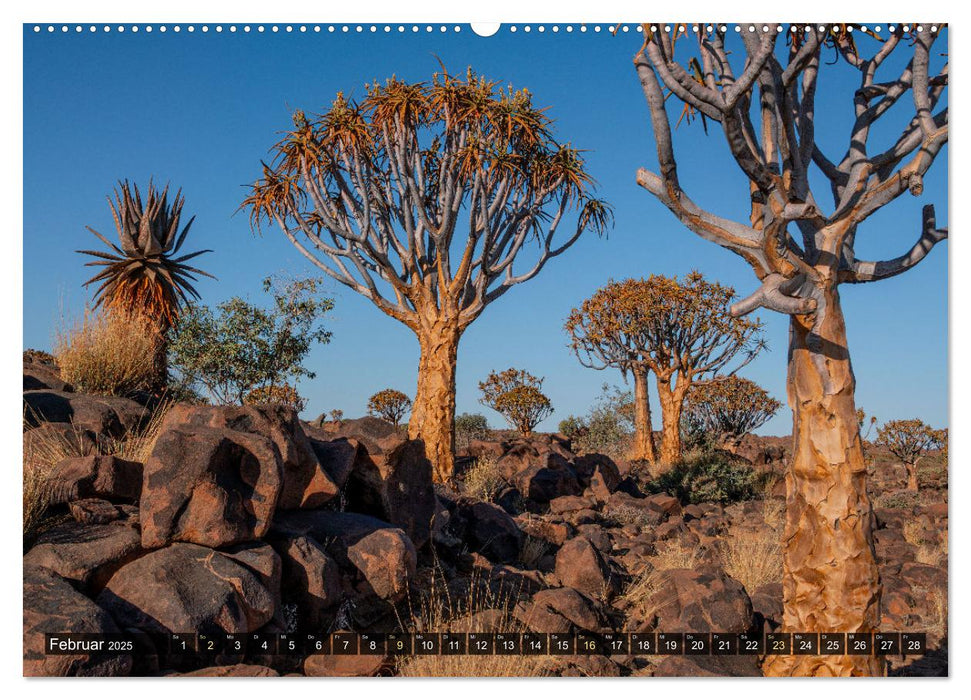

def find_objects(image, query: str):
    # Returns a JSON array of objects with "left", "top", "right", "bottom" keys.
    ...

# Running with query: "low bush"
[
  {"left": 455, "top": 413, "right": 490, "bottom": 449},
  {"left": 244, "top": 384, "right": 307, "bottom": 413},
  {"left": 569, "top": 385, "right": 634, "bottom": 460},
  {"left": 54, "top": 309, "right": 161, "bottom": 396},
  {"left": 647, "top": 450, "right": 759, "bottom": 504},
  {"left": 462, "top": 455, "right": 504, "bottom": 503}
]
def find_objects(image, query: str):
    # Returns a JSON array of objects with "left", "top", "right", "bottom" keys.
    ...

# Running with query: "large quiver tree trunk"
[
  {"left": 764, "top": 288, "right": 883, "bottom": 677},
  {"left": 409, "top": 321, "right": 461, "bottom": 484}
]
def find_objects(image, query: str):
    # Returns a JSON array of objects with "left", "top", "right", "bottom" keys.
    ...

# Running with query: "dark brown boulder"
[
  {"left": 97, "top": 543, "right": 277, "bottom": 634},
  {"left": 466, "top": 439, "right": 506, "bottom": 461},
  {"left": 165, "top": 404, "right": 337, "bottom": 510},
  {"left": 511, "top": 453, "right": 581, "bottom": 503},
  {"left": 321, "top": 416, "right": 399, "bottom": 451},
  {"left": 273, "top": 535, "right": 342, "bottom": 629},
  {"left": 639, "top": 568, "right": 754, "bottom": 633},
  {"left": 175, "top": 664, "right": 280, "bottom": 677},
  {"left": 495, "top": 440, "right": 543, "bottom": 480},
  {"left": 68, "top": 498, "right": 124, "bottom": 525},
  {"left": 23, "top": 390, "right": 130, "bottom": 437},
  {"left": 346, "top": 529, "right": 417, "bottom": 601},
  {"left": 48, "top": 455, "right": 143, "bottom": 505},
  {"left": 643, "top": 493, "right": 682, "bottom": 517},
  {"left": 272, "top": 510, "right": 416, "bottom": 602},
  {"left": 305, "top": 434, "right": 360, "bottom": 491},
  {"left": 654, "top": 655, "right": 761, "bottom": 677},
  {"left": 750, "top": 582, "right": 783, "bottom": 628},
  {"left": 573, "top": 453, "right": 621, "bottom": 489},
  {"left": 344, "top": 438, "right": 435, "bottom": 548},
  {"left": 449, "top": 498, "right": 523, "bottom": 564},
  {"left": 24, "top": 360, "right": 73, "bottom": 392},
  {"left": 304, "top": 650, "right": 388, "bottom": 677},
  {"left": 549, "top": 495, "right": 596, "bottom": 514},
  {"left": 513, "top": 587, "right": 610, "bottom": 633},
  {"left": 554, "top": 537, "right": 618, "bottom": 601},
  {"left": 516, "top": 516, "right": 573, "bottom": 546},
  {"left": 24, "top": 515, "right": 143, "bottom": 590},
  {"left": 140, "top": 425, "right": 282, "bottom": 548},
  {"left": 24, "top": 566, "right": 132, "bottom": 676}
]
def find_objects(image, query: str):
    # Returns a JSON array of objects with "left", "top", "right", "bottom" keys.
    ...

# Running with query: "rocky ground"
[{"left": 22, "top": 358, "right": 948, "bottom": 677}]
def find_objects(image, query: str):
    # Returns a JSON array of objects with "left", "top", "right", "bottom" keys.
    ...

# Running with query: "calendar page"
[{"left": 21, "top": 19, "right": 948, "bottom": 680}]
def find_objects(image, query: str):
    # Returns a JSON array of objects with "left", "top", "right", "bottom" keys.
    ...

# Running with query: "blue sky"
[{"left": 22, "top": 25, "right": 948, "bottom": 435}]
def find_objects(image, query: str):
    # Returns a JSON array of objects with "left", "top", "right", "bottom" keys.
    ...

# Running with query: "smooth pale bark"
[
  {"left": 763, "top": 289, "right": 883, "bottom": 677},
  {"left": 631, "top": 366, "right": 657, "bottom": 463},
  {"left": 408, "top": 322, "right": 461, "bottom": 484},
  {"left": 655, "top": 374, "right": 687, "bottom": 470}
]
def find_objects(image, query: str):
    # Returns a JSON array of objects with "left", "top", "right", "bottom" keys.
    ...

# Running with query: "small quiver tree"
[
  {"left": 244, "top": 383, "right": 307, "bottom": 414},
  {"left": 367, "top": 389, "right": 413, "bottom": 428},
  {"left": 479, "top": 368, "right": 553, "bottom": 438},
  {"left": 683, "top": 376, "right": 781, "bottom": 453},
  {"left": 876, "top": 418, "right": 943, "bottom": 491}
]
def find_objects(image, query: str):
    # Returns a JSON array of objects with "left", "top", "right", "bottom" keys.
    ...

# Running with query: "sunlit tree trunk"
[
  {"left": 906, "top": 460, "right": 920, "bottom": 492},
  {"left": 763, "top": 288, "right": 883, "bottom": 677},
  {"left": 631, "top": 366, "right": 657, "bottom": 463},
  {"left": 409, "top": 319, "right": 462, "bottom": 484},
  {"left": 655, "top": 373, "right": 687, "bottom": 470}
]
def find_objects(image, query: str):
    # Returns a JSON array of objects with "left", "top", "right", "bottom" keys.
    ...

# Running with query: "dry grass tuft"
[
  {"left": 719, "top": 527, "right": 782, "bottom": 593},
  {"left": 22, "top": 412, "right": 94, "bottom": 540},
  {"left": 462, "top": 455, "right": 505, "bottom": 503},
  {"left": 652, "top": 538, "right": 704, "bottom": 570},
  {"left": 396, "top": 569, "right": 555, "bottom": 677},
  {"left": 717, "top": 499, "right": 784, "bottom": 593},
  {"left": 22, "top": 400, "right": 170, "bottom": 541},
  {"left": 620, "top": 539, "right": 702, "bottom": 624},
  {"left": 54, "top": 309, "right": 161, "bottom": 396},
  {"left": 102, "top": 399, "right": 173, "bottom": 463},
  {"left": 606, "top": 503, "right": 655, "bottom": 529},
  {"left": 903, "top": 520, "right": 925, "bottom": 547}
]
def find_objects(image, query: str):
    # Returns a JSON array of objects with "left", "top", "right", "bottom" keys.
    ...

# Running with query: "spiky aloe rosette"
[{"left": 79, "top": 180, "right": 214, "bottom": 330}]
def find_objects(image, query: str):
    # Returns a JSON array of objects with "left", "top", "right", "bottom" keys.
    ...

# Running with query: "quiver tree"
[
  {"left": 568, "top": 275, "right": 764, "bottom": 468},
  {"left": 634, "top": 23, "right": 948, "bottom": 676},
  {"left": 479, "top": 368, "right": 553, "bottom": 437},
  {"left": 565, "top": 282, "right": 656, "bottom": 463},
  {"left": 367, "top": 389, "right": 413, "bottom": 428},
  {"left": 876, "top": 418, "right": 943, "bottom": 491},
  {"left": 244, "top": 383, "right": 307, "bottom": 414},
  {"left": 682, "top": 375, "right": 782, "bottom": 452},
  {"left": 244, "top": 69, "right": 611, "bottom": 482},
  {"left": 79, "top": 180, "right": 214, "bottom": 390}
]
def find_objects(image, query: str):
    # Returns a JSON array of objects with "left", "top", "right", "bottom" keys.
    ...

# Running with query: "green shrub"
[
  {"left": 647, "top": 450, "right": 759, "bottom": 504},
  {"left": 558, "top": 415, "right": 587, "bottom": 440},
  {"left": 455, "top": 413, "right": 490, "bottom": 448},
  {"left": 876, "top": 491, "right": 919, "bottom": 510},
  {"left": 168, "top": 276, "right": 332, "bottom": 405},
  {"left": 570, "top": 385, "right": 634, "bottom": 460}
]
